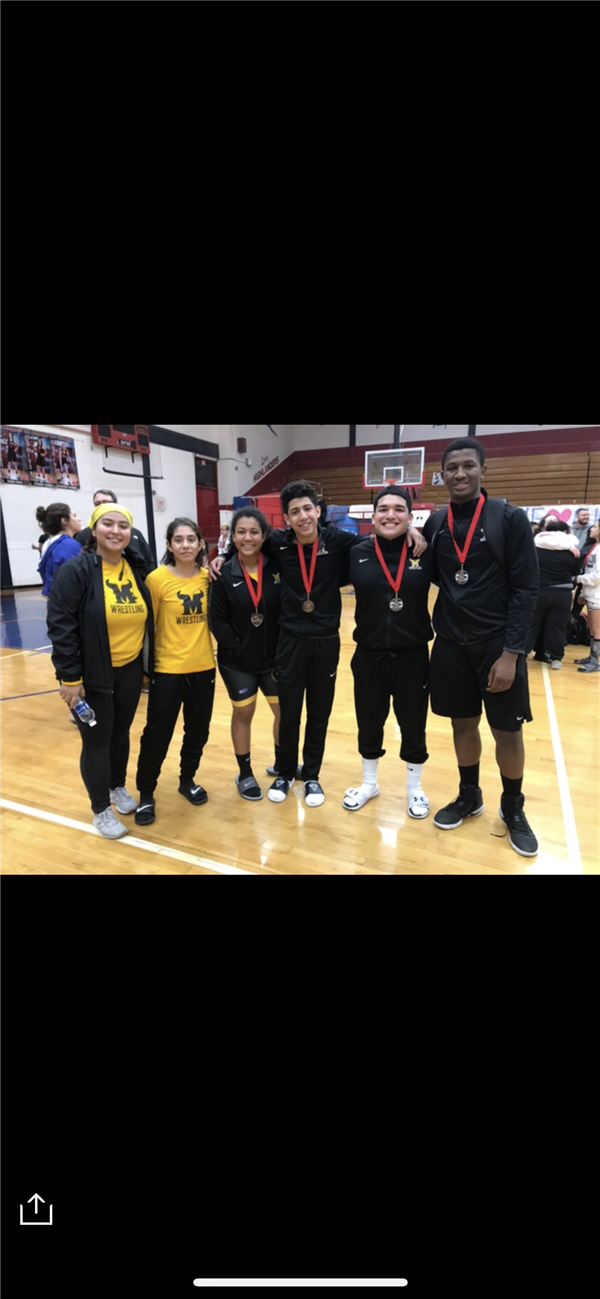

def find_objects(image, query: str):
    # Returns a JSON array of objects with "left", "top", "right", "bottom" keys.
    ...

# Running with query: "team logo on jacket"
[{"left": 409, "top": 559, "right": 422, "bottom": 570}]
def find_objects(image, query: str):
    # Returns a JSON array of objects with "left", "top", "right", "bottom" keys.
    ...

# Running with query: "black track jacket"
[
  {"left": 208, "top": 552, "right": 281, "bottom": 672},
  {"left": 46, "top": 548, "right": 154, "bottom": 690},
  {"left": 423, "top": 491, "right": 539, "bottom": 653},
  {"left": 262, "top": 523, "right": 359, "bottom": 639},
  {"left": 349, "top": 535, "right": 433, "bottom": 652}
]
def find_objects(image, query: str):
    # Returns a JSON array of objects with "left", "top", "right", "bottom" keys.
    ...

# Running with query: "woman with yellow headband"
[{"left": 46, "top": 503, "right": 154, "bottom": 840}]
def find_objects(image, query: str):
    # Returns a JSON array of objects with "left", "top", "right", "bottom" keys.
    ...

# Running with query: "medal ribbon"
[
  {"left": 374, "top": 536, "right": 409, "bottom": 595},
  {"left": 447, "top": 494, "right": 486, "bottom": 569},
  {"left": 297, "top": 537, "right": 319, "bottom": 599},
  {"left": 241, "top": 552, "right": 263, "bottom": 611}
]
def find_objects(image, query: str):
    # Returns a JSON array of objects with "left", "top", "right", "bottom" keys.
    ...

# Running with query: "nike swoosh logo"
[
  {"left": 359, "top": 559, "right": 370, "bottom": 563},
  {"left": 279, "top": 545, "right": 289, "bottom": 550},
  {"left": 517, "top": 716, "right": 524, "bottom": 721},
  {"left": 233, "top": 581, "right": 243, "bottom": 587}
]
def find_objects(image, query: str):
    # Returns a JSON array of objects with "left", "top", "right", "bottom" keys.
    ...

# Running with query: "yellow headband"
[{"left": 90, "top": 503, "right": 133, "bottom": 530}]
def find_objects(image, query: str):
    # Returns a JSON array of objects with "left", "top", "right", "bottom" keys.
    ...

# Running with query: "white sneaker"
[
  {"left": 343, "top": 783, "right": 380, "bottom": 811},
  {"left": 407, "top": 789, "right": 430, "bottom": 819},
  {"left": 93, "top": 808, "right": 128, "bottom": 839},
  {"left": 110, "top": 786, "right": 137, "bottom": 814},
  {"left": 550, "top": 660, "right": 562, "bottom": 670},
  {"left": 304, "top": 780, "right": 325, "bottom": 807}
]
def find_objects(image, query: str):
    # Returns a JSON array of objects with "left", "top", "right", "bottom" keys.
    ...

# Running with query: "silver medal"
[
  {"left": 251, "top": 613, "right": 264, "bottom": 627},
  {"left": 390, "top": 597, "right": 404, "bottom": 611},
  {"left": 455, "top": 569, "right": 469, "bottom": 586}
]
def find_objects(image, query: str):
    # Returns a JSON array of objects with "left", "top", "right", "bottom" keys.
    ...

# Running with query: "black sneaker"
[
  {"left": 179, "top": 780, "right": 208, "bottom": 806},
  {"left": 499, "top": 794, "right": 539, "bottom": 857},
  {"left": 434, "top": 784, "right": 484, "bottom": 830},
  {"left": 135, "top": 798, "right": 156, "bottom": 826}
]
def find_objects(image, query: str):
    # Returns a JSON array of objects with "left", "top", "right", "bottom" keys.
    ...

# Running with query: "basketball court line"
[
  {"left": 0, "top": 799, "right": 257, "bottom": 875},
  {"left": 540, "top": 664, "right": 584, "bottom": 874},
  {"left": 1, "top": 688, "right": 60, "bottom": 701},
  {"left": 0, "top": 645, "right": 52, "bottom": 660}
]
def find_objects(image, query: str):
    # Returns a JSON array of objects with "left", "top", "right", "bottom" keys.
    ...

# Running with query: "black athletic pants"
[
  {"left": 351, "top": 644, "right": 429, "bottom": 763},
  {"left": 136, "top": 669, "right": 215, "bottom": 795},
  {"left": 76, "top": 654, "right": 144, "bottom": 814},
  {"left": 526, "top": 587, "right": 573, "bottom": 663},
  {"left": 275, "top": 632, "right": 340, "bottom": 781}
]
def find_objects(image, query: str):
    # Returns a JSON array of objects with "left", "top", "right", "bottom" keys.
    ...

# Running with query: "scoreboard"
[{"left": 91, "top": 424, "right": 150, "bottom": 454}]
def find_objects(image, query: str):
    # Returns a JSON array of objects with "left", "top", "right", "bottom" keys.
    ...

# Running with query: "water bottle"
[{"left": 72, "top": 699, "right": 97, "bottom": 727}]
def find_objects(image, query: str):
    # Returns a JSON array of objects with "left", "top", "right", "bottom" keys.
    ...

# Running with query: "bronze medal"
[
  {"left": 302, "top": 599, "right": 315, "bottom": 613},
  {"left": 251, "top": 612, "right": 264, "bottom": 627}
]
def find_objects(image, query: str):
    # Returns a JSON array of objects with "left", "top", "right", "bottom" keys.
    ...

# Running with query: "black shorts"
[
  {"left": 429, "top": 635, "right": 533, "bottom": 732},
  {"left": 218, "top": 662, "right": 279, "bottom": 708}
]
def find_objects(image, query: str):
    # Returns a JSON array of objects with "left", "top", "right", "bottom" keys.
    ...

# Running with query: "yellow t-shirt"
[
  {"left": 146, "top": 565, "right": 215, "bottom": 673},
  {"left": 102, "top": 557, "right": 148, "bottom": 668}
]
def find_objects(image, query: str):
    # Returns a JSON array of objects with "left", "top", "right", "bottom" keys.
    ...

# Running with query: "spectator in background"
[
  {"left": 75, "top": 488, "right": 156, "bottom": 571},
  {"left": 217, "top": 525, "right": 230, "bottom": 557},
  {"left": 572, "top": 508, "right": 591, "bottom": 551},
  {"left": 527, "top": 519, "right": 580, "bottom": 670},
  {"left": 36, "top": 503, "right": 83, "bottom": 597},
  {"left": 574, "top": 521, "right": 600, "bottom": 673}
]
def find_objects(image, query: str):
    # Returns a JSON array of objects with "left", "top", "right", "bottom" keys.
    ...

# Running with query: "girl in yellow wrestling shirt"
[
  {"left": 134, "top": 517, "right": 215, "bottom": 825},
  {"left": 47, "top": 503, "right": 153, "bottom": 840}
]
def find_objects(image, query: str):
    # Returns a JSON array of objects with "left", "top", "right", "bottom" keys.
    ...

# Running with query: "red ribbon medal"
[
  {"left": 297, "top": 538, "right": 319, "bottom": 612},
  {"left": 241, "top": 553, "right": 264, "bottom": 626},
  {"left": 447, "top": 494, "right": 486, "bottom": 585},
  {"left": 374, "top": 536, "right": 409, "bottom": 610}
]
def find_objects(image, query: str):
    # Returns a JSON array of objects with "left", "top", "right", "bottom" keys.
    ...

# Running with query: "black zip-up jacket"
[
  {"left": 423, "top": 490, "right": 539, "bottom": 653},
  {"left": 208, "top": 552, "right": 281, "bottom": 672},
  {"left": 349, "top": 535, "right": 433, "bottom": 651},
  {"left": 262, "top": 523, "right": 359, "bottom": 639},
  {"left": 46, "top": 548, "right": 154, "bottom": 690}
]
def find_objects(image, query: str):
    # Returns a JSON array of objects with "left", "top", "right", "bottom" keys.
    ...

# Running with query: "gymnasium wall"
[
  {"left": 245, "top": 425, "right": 600, "bottom": 507},
  {"left": 1, "top": 425, "right": 198, "bottom": 588}
]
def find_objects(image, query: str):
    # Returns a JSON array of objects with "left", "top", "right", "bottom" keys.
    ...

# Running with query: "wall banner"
[{"left": 1, "top": 426, "right": 80, "bottom": 489}]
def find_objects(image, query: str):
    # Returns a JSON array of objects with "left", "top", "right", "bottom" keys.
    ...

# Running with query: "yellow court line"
[{"left": 0, "top": 799, "right": 256, "bottom": 875}]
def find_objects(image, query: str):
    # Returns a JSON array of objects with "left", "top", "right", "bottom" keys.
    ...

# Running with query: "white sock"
[
  {"left": 362, "top": 758, "right": 379, "bottom": 786},
  {"left": 406, "top": 763, "right": 424, "bottom": 791}
]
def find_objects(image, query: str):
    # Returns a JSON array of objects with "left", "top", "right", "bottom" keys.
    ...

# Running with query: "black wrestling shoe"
[
  {"left": 135, "top": 798, "right": 156, "bottom": 826},
  {"left": 433, "top": 784, "right": 484, "bottom": 830},
  {"left": 179, "top": 779, "right": 208, "bottom": 806},
  {"left": 499, "top": 793, "right": 539, "bottom": 857}
]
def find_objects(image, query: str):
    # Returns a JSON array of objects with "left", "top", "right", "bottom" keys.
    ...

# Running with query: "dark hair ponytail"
[{"left": 35, "top": 502, "right": 72, "bottom": 537}]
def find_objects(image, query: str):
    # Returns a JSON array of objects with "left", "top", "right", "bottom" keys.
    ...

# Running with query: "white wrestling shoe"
[
  {"left": 343, "top": 783, "right": 380, "bottom": 811},
  {"left": 407, "top": 789, "right": 430, "bottom": 819}
]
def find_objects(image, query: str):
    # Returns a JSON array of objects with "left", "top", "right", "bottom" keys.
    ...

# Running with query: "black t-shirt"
[
  {"left": 423, "top": 492, "right": 540, "bottom": 653},
  {"left": 262, "top": 523, "right": 359, "bottom": 638},
  {"left": 349, "top": 535, "right": 433, "bottom": 651}
]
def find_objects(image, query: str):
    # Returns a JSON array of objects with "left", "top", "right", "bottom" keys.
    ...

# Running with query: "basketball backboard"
[{"left": 364, "top": 447, "right": 425, "bottom": 489}]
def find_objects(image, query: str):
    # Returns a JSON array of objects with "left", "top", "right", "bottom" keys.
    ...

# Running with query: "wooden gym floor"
[{"left": 1, "top": 588, "right": 598, "bottom": 875}]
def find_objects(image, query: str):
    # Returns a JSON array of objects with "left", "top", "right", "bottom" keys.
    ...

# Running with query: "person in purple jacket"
[{"left": 36, "top": 502, "right": 82, "bottom": 597}]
